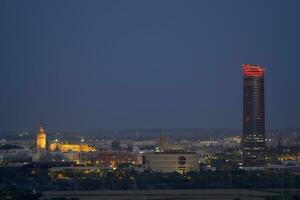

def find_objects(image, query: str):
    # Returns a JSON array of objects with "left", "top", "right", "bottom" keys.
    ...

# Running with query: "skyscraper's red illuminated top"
[{"left": 243, "top": 64, "right": 265, "bottom": 77}]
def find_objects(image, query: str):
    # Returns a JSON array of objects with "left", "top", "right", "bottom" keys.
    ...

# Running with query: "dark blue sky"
[{"left": 1, "top": 0, "right": 299, "bottom": 131}]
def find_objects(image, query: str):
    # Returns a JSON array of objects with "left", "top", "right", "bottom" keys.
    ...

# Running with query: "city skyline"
[
  {"left": 1, "top": 0, "right": 300, "bottom": 131},
  {"left": 2, "top": 1, "right": 300, "bottom": 199}
]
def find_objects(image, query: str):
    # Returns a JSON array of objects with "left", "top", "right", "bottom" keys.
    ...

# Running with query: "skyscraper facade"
[{"left": 242, "top": 64, "right": 266, "bottom": 167}]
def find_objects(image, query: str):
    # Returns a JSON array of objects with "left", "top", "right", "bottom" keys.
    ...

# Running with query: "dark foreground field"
[{"left": 43, "top": 189, "right": 300, "bottom": 200}]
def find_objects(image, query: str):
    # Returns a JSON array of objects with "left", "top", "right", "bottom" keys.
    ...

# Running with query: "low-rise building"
[{"left": 143, "top": 150, "right": 199, "bottom": 174}]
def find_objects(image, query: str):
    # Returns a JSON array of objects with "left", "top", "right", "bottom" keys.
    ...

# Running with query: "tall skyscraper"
[{"left": 242, "top": 64, "right": 266, "bottom": 167}]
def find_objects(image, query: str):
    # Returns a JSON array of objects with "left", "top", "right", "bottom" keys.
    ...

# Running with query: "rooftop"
[{"left": 243, "top": 64, "right": 265, "bottom": 77}]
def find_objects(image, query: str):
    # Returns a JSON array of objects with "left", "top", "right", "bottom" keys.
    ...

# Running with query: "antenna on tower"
[
  {"left": 39, "top": 122, "right": 44, "bottom": 128},
  {"left": 39, "top": 122, "right": 45, "bottom": 132}
]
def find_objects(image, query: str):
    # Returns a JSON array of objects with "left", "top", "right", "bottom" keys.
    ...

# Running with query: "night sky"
[{"left": 1, "top": 0, "right": 300, "bottom": 131}]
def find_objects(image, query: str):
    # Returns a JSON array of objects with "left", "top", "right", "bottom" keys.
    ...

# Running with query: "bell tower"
[{"left": 37, "top": 123, "right": 46, "bottom": 150}]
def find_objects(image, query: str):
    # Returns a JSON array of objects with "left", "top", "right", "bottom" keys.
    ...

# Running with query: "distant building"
[
  {"left": 143, "top": 150, "right": 199, "bottom": 174},
  {"left": 37, "top": 125, "right": 46, "bottom": 150},
  {"left": 242, "top": 64, "right": 266, "bottom": 167},
  {"left": 49, "top": 142, "right": 96, "bottom": 153},
  {"left": 76, "top": 151, "right": 139, "bottom": 168},
  {"left": 34, "top": 124, "right": 48, "bottom": 162},
  {"left": 158, "top": 133, "right": 167, "bottom": 150},
  {"left": 0, "top": 145, "right": 32, "bottom": 163}
]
